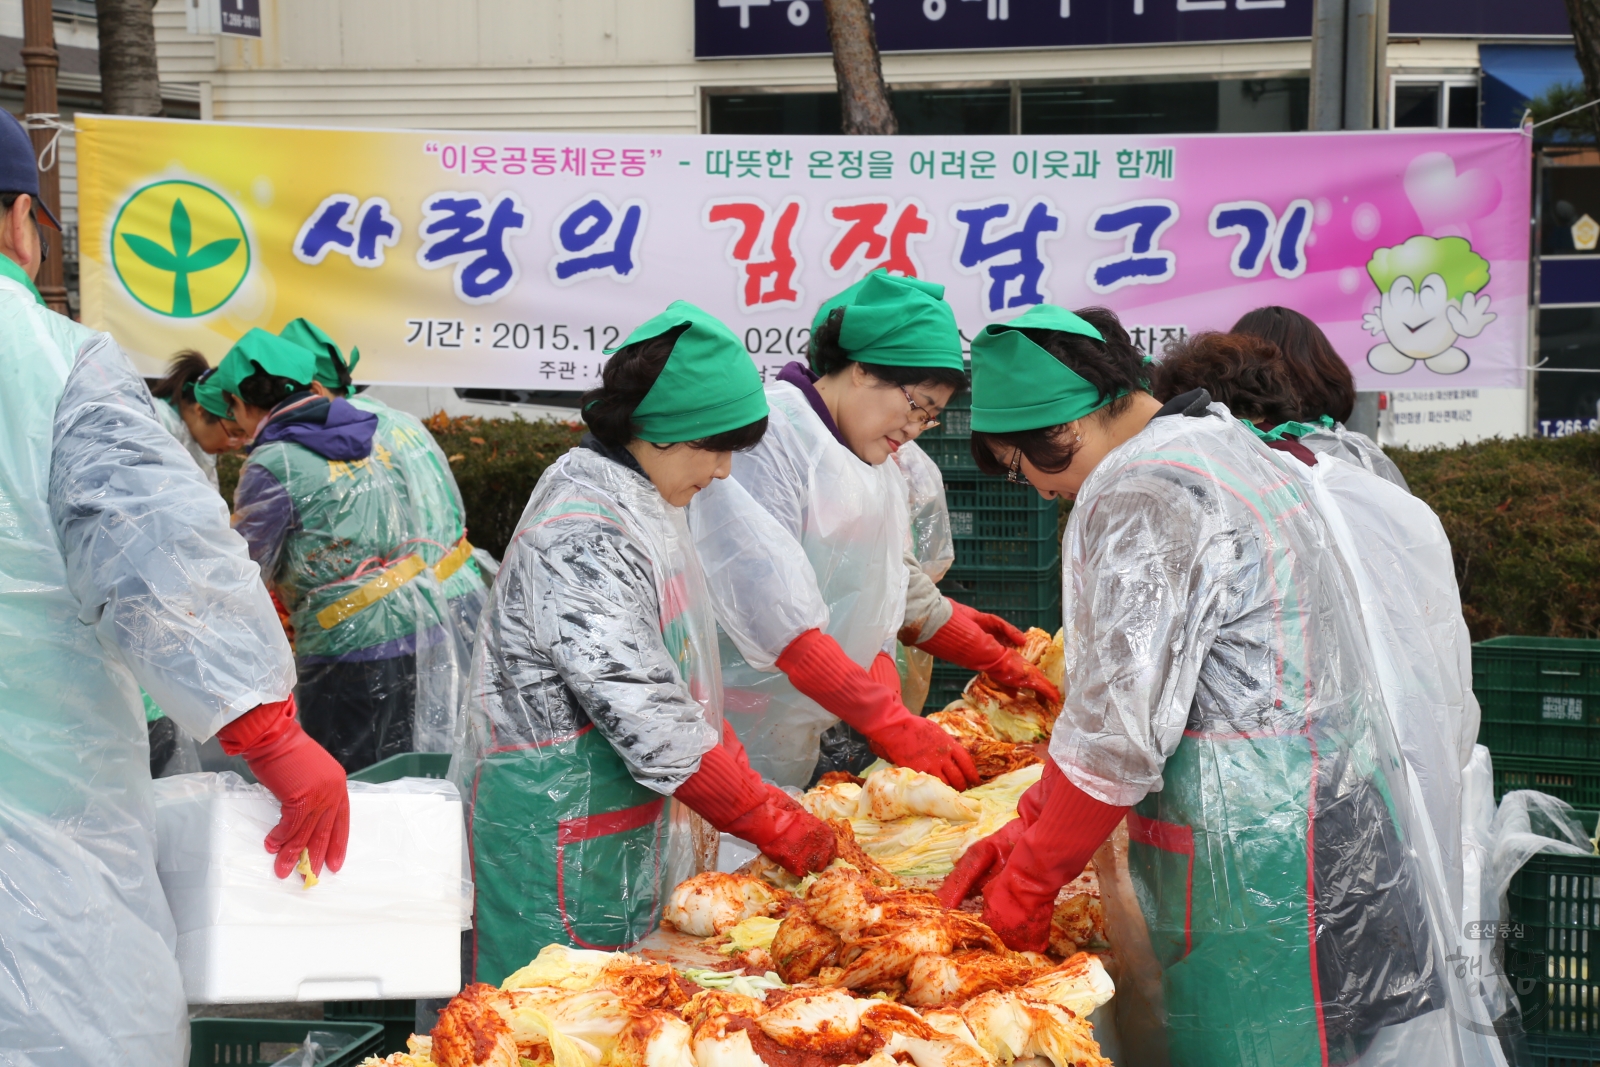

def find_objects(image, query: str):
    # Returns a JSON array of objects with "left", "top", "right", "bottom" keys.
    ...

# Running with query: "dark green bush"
[{"left": 219, "top": 412, "right": 1600, "bottom": 641}]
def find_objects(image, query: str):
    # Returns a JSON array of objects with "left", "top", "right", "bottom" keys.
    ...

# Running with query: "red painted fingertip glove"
[
  {"left": 217, "top": 695, "right": 350, "bottom": 879},
  {"left": 981, "top": 769, "right": 1128, "bottom": 952},
  {"left": 776, "top": 629, "right": 979, "bottom": 790},
  {"left": 916, "top": 600, "right": 1062, "bottom": 707},
  {"left": 675, "top": 739, "right": 837, "bottom": 877}
]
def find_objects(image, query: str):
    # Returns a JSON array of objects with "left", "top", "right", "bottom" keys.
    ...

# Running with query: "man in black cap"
[{"left": 0, "top": 108, "right": 350, "bottom": 1066}]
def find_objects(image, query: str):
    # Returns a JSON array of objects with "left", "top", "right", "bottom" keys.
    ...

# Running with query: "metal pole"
[
  {"left": 1373, "top": 0, "right": 1390, "bottom": 128},
  {"left": 1343, "top": 0, "right": 1379, "bottom": 130},
  {"left": 21, "top": 0, "right": 67, "bottom": 316},
  {"left": 1309, "top": 0, "right": 1348, "bottom": 130}
]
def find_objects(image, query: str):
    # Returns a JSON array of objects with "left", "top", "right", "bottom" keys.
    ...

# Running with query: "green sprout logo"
[{"left": 110, "top": 179, "right": 250, "bottom": 318}]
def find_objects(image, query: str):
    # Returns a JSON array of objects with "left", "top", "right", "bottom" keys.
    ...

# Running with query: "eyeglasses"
[
  {"left": 900, "top": 386, "right": 940, "bottom": 430},
  {"left": 1006, "top": 449, "right": 1030, "bottom": 486}
]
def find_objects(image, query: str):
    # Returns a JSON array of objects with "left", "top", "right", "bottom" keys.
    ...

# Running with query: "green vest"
[{"left": 247, "top": 403, "right": 478, "bottom": 660}]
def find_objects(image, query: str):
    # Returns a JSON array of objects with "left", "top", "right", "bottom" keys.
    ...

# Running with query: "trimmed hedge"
[{"left": 218, "top": 413, "right": 1600, "bottom": 640}]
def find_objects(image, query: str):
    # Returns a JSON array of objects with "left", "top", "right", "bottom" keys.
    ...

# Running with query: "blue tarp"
[{"left": 1480, "top": 44, "right": 1584, "bottom": 128}]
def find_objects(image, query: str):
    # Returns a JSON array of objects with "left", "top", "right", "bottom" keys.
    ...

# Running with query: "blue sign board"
[{"left": 695, "top": 0, "right": 1569, "bottom": 59}]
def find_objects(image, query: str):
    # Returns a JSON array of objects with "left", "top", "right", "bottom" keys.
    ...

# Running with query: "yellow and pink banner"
[{"left": 77, "top": 114, "right": 1531, "bottom": 390}]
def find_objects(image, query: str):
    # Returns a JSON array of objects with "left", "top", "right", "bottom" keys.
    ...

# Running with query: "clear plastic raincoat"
[
  {"left": 234, "top": 395, "right": 481, "bottom": 769},
  {"left": 1055, "top": 400, "right": 1502, "bottom": 1067},
  {"left": 1300, "top": 422, "right": 1410, "bottom": 492},
  {"left": 0, "top": 274, "right": 294, "bottom": 1065},
  {"left": 453, "top": 444, "right": 722, "bottom": 984},
  {"left": 1270, "top": 436, "right": 1479, "bottom": 916},
  {"left": 689, "top": 381, "right": 910, "bottom": 789},
  {"left": 892, "top": 440, "right": 955, "bottom": 713},
  {"left": 154, "top": 396, "right": 220, "bottom": 490}
]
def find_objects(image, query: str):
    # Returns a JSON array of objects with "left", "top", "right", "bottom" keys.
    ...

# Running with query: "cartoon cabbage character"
[{"left": 1363, "top": 235, "right": 1494, "bottom": 375}]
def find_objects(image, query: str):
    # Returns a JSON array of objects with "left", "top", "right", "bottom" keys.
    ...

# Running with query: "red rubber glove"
[
  {"left": 981, "top": 766, "right": 1128, "bottom": 952},
  {"left": 916, "top": 600, "right": 1062, "bottom": 707},
  {"left": 776, "top": 629, "right": 979, "bottom": 790},
  {"left": 675, "top": 740, "right": 837, "bottom": 877},
  {"left": 217, "top": 695, "right": 350, "bottom": 879},
  {"left": 936, "top": 758, "right": 1058, "bottom": 907}
]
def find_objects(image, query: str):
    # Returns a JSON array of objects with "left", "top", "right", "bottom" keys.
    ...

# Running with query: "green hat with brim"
[
  {"left": 209, "top": 328, "right": 319, "bottom": 409},
  {"left": 970, "top": 305, "right": 1116, "bottom": 433},
  {"left": 186, "top": 367, "right": 233, "bottom": 419},
  {"left": 809, "top": 270, "right": 965, "bottom": 375},
  {"left": 606, "top": 300, "right": 768, "bottom": 444},
  {"left": 278, "top": 317, "right": 360, "bottom": 397}
]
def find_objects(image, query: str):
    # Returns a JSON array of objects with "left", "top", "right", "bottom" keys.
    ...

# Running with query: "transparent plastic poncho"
[
  {"left": 0, "top": 294, "right": 294, "bottom": 1066},
  {"left": 892, "top": 439, "right": 955, "bottom": 714},
  {"left": 1054, "top": 404, "right": 1506, "bottom": 1067},
  {"left": 452, "top": 446, "right": 722, "bottom": 981},
  {"left": 1300, "top": 422, "right": 1410, "bottom": 492},
  {"left": 689, "top": 381, "right": 910, "bottom": 789},
  {"left": 154, "top": 395, "right": 221, "bottom": 490},
  {"left": 235, "top": 398, "right": 486, "bottom": 767},
  {"left": 1275, "top": 437, "right": 1480, "bottom": 917}
]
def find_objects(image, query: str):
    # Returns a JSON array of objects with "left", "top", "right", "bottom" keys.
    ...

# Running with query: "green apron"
[{"left": 468, "top": 499, "right": 712, "bottom": 985}]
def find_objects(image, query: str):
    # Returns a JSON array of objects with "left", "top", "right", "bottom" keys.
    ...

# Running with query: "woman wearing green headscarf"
[
  {"left": 148, "top": 349, "right": 246, "bottom": 490},
  {"left": 937, "top": 304, "right": 1459, "bottom": 1067},
  {"left": 691, "top": 270, "right": 1053, "bottom": 791},
  {"left": 453, "top": 301, "right": 835, "bottom": 981}
]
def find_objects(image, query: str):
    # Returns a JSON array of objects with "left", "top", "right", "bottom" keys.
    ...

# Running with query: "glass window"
[
  {"left": 1447, "top": 83, "right": 1480, "bottom": 128},
  {"left": 1217, "top": 78, "right": 1310, "bottom": 133},
  {"left": 1535, "top": 308, "right": 1600, "bottom": 432},
  {"left": 1542, "top": 162, "right": 1600, "bottom": 255},
  {"left": 890, "top": 88, "right": 1011, "bottom": 135},
  {"left": 707, "top": 92, "right": 842, "bottom": 135},
  {"left": 1393, "top": 83, "right": 1442, "bottom": 127},
  {"left": 1021, "top": 81, "right": 1219, "bottom": 135}
]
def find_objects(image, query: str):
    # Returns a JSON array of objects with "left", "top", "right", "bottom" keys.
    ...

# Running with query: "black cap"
[{"left": 0, "top": 111, "right": 61, "bottom": 230}]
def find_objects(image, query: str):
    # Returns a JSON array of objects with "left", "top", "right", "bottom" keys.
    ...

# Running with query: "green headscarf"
[
  {"left": 1248, "top": 419, "right": 1324, "bottom": 442},
  {"left": 969, "top": 305, "right": 1114, "bottom": 433},
  {"left": 184, "top": 367, "right": 232, "bottom": 419},
  {"left": 606, "top": 300, "right": 768, "bottom": 444},
  {"left": 278, "top": 317, "right": 360, "bottom": 396},
  {"left": 809, "top": 270, "right": 964, "bottom": 374},
  {"left": 201, "top": 328, "right": 318, "bottom": 412}
]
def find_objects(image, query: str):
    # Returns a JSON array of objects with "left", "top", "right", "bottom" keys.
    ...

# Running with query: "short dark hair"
[
  {"left": 1230, "top": 305, "right": 1354, "bottom": 424},
  {"left": 151, "top": 349, "right": 228, "bottom": 424},
  {"left": 1151, "top": 331, "right": 1302, "bottom": 428},
  {"left": 808, "top": 307, "right": 970, "bottom": 393},
  {"left": 235, "top": 366, "right": 310, "bottom": 411},
  {"left": 969, "top": 306, "right": 1148, "bottom": 477},
  {"left": 581, "top": 325, "right": 768, "bottom": 452}
]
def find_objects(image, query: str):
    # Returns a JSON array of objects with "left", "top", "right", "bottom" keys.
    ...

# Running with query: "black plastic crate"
[{"left": 188, "top": 1019, "right": 382, "bottom": 1067}]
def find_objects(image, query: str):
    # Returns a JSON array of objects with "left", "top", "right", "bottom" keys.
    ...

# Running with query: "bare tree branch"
[
  {"left": 822, "top": 0, "right": 896, "bottom": 136},
  {"left": 96, "top": 0, "right": 162, "bottom": 117}
]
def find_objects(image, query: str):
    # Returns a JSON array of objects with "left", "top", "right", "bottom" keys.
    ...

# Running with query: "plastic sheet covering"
[
  {"left": 236, "top": 395, "right": 487, "bottom": 770},
  {"left": 154, "top": 393, "right": 221, "bottom": 489},
  {"left": 1051, "top": 403, "right": 1505, "bottom": 1067},
  {"left": 1489, "top": 790, "right": 1593, "bottom": 904},
  {"left": 1276, "top": 437, "right": 1479, "bottom": 916},
  {"left": 893, "top": 440, "right": 955, "bottom": 714},
  {"left": 0, "top": 297, "right": 294, "bottom": 1066},
  {"left": 452, "top": 446, "right": 722, "bottom": 983},
  {"left": 690, "top": 381, "right": 910, "bottom": 788},
  {"left": 1300, "top": 422, "right": 1410, "bottom": 492},
  {"left": 1458, "top": 746, "right": 1505, "bottom": 1021}
]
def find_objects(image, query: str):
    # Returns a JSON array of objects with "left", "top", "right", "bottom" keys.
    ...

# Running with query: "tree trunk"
[
  {"left": 96, "top": 0, "right": 162, "bottom": 116},
  {"left": 1562, "top": 0, "right": 1600, "bottom": 141},
  {"left": 822, "top": 0, "right": 896, "bottom": 136}
]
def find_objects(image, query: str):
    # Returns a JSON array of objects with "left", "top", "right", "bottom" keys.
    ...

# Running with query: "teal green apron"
[{"left": 468, "top": 499, "right": 706, "bottom": 985}]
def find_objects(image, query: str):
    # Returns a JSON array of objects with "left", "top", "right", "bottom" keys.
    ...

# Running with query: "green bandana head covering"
[
  {"left": 809, "top": 270, "right": 964, "bottom": 374},
  {"left": 278, "top": 317, "right": 360, "bottom": 396},
  {"left": 606, "top": 300, "right": 768, "bottom": 444},
  {"left": 184, "top": 367, "right": 232, "bottom": 419},
  {"left": 969, "top": 304, "right": 1117, "bottom": 433},
  {"left": 207, "top": 328, "right": 318, "bottom": 410},
  {"left": 1248, "top": 419, "right": 1323, "bottom": 442}
]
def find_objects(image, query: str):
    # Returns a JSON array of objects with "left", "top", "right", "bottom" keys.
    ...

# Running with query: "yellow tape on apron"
[
  {"left": 316, "top": 553, "right": 427, "bottom": 630},
  {"left": 433, "top": 537, "right": 474, "bottom": 582}
]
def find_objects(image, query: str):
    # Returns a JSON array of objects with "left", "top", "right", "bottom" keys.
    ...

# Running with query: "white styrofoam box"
[{"left": 154, "top": 772, "right": 466, "bottom": 1004}]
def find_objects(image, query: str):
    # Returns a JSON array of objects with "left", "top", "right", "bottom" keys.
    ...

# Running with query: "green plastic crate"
[
  {"left": 323, "top": 999, "right": 418, "bottom": 1056},
  {"left": 918, "top": 394, "right": 977, "bottom": 470},
  {"left": 938, "top": 566, "right": 1061, "bottom": 633},
  {"left": 943, "top": 477, "right": 1061, "bottom": 570},
  {"left": 927, "top": 662, "right": 972, "bottom": 714},
  {"left": 1494, "top": 755, "right": 1600, "bottom": 807},
  {"left": 1479, "top": 721, "right": 1600, "bottom": 762},
  {"left": 1506, "top": 846, "right": 1600, "bottom": 1045},
  {"left": 348, "top": 751, "right": 452, "bottom": 784},
  {"left": 1475, "top": 637, "right": 1600, "bottom": 726},
  {"left": 1526, "top": 1033, "right": 1600, "bottom": 1067},
  {"left": 188, "top": 1018, "right": 382, "bottom": 1067}
]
